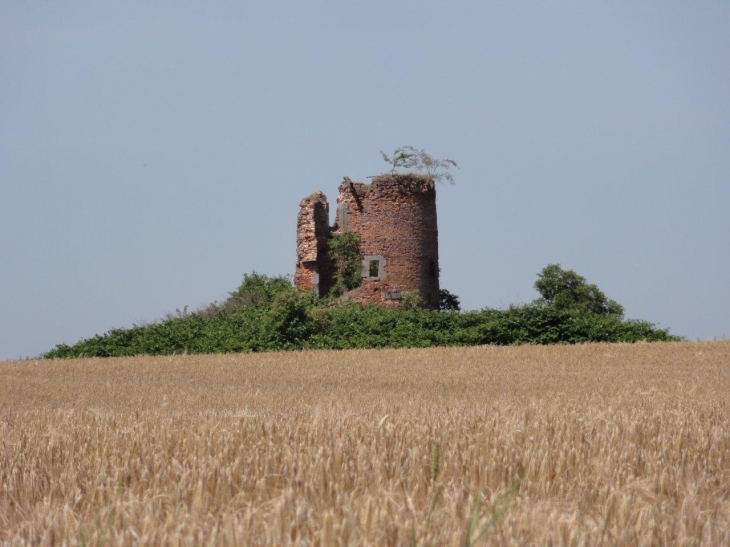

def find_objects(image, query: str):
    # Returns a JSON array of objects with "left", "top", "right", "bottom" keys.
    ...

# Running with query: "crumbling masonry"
[{"left": 295, "top": 174, "right": 440, "bottom": 309}]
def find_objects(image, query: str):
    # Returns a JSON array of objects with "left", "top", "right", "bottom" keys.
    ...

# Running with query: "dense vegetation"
[
  {"left": 328, "top": 232, "right": 362, "bottom": 296},
  {"left": 44, "top": 266, "right": 680, "bottom": 358}
]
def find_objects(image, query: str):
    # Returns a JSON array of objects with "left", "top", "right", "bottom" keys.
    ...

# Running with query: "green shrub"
[
  {"left": 225, "top": 271, "right": 296, "bottom": 309},
  {"left": 43, "top": 266, "right": 681, "bottom": 359},
  {"left": 259, "top": 292, "right": 316, "bottom": 350},
  {"left": 328, "top": 232, "right": 362, "bottom": 296},
  {"left": 400, "top": 290, "right": 422, "bottom": 311}
]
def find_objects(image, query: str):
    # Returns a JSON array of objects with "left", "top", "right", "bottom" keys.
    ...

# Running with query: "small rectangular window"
[
  {"left": 369, "top": 260, "right": 379, "bottom": 278},
  {"left": 362, "top": 255, "right": 386, "bottom": 280}
]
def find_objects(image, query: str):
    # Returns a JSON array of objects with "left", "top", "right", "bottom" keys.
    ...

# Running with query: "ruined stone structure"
[{"left": 295, "top": 174, "right": 440, "bottom": 309}]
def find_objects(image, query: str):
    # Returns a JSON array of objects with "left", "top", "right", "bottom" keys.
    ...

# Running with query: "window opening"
[
  {"left": 369, "top": 260, "right": 379, "bottom": 278},
  {"left": 362, "top": 255, "right": 386, "bottom": 279}
]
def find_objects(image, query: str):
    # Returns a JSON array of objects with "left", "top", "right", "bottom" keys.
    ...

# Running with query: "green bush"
[
  {"left": 259, "top": 292, "right": 316, "bottom": 350},
  {"left": 44, "top": 301, "right": 679, "bottom": 359},
  {"left": 224, "top": 271, "right": 295, "bottom": 309},
  {"left": 328, "top": 232, "right": 362, "bottom": 296},
  {"left": 43, "top": 267, "right": 681, "bottom": 359}
]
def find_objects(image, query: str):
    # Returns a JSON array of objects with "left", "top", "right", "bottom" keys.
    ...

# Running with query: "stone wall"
[{"left": 295, "top": 174, "right": 440, "bottom": 309}]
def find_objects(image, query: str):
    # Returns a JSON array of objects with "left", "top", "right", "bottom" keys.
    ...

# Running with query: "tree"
[
  {"left": 533, "top": 264, "right": 624, "bottom": 318},
  {"left": 438, "top": 289, "right": 461, "bottom": 312},
  {"left": 380, "top": 146, "right": 459, "bottom": 184}
]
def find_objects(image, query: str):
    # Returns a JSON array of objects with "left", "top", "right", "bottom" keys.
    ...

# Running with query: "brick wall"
[{"left": 294, "top": 191, "right": 333, "bottom": 296}]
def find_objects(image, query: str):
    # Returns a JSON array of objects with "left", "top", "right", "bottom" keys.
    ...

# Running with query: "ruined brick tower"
[{"left": 295, "top": 174, "right": 440, "bottom": 309}]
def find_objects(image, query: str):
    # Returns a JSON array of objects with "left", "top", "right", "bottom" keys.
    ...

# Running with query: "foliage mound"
[{"left": 44, "top": 266, "right": 680, "bottom": 358}]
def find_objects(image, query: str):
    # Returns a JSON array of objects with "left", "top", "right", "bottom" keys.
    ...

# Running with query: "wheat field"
[{"left": 1, "top": 341, "right": 729, "bottom": 546}]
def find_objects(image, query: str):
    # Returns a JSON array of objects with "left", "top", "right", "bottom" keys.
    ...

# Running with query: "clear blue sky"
[{"left": 2, "top": 1, "right": 728, "bottom": 359}]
